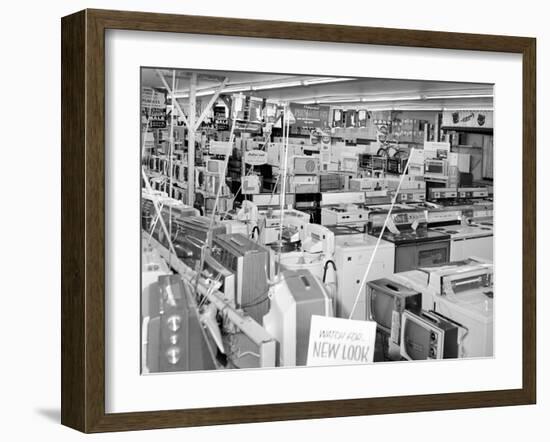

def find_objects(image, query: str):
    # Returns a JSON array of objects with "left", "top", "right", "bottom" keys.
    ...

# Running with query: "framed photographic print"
[{"left": 61, "top": 9, "right": 536, "bottom": 433}]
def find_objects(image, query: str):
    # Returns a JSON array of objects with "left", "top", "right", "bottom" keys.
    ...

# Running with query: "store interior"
[{"left": 141, "top": 68, "right": 494, "bottom": 372}]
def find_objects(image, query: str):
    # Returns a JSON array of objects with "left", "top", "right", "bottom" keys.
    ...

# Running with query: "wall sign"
[
  {"left": 288, "top": 103, "right": 330, "bottom": 128},
  {"left": 442, "top": 110, "right": 493, "bottom": 129}
]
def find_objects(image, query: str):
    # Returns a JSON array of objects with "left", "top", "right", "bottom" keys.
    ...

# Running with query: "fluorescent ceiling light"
[
  {"left": 251, "top": 81, "right": 303, "bottom": 90},
  {"left": 425, "top": 94, "right": 493, "bottom": 100},
  {"left": 318, "top": 98, "right": 361, "bottom": 103},
  {"left": 442, "top": 107, "right": 493, "bottom": 111},
  {"left": 222, "top": 85, "right": 252, "bottom": 93},
  {"left": 360, "top": 95, "right": 422, "bottom": 102},
  {"left": 302, "top": 77, "right": 354, "bottom": 86}
]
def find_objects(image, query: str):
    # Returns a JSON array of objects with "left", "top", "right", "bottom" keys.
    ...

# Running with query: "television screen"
[
  {"left": 370, "top": 291, "right": 395, "bottom": 331},
  {"left": 402, "top": 318, "right": 432, "bottom": 360}
]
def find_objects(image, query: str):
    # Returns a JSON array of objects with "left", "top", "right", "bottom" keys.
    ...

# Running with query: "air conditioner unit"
[
  {"left": 206, "top": 159, "right": 225, "bottom": 174},
  {"left": 292, "top": 156, "right": 319, "bottom": 175}
]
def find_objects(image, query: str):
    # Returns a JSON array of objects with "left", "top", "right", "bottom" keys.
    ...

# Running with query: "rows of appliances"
[
  {"left": 141, "top": 184, "right": 494, "bottom": 371},
  {"left": 141, "top": 132, "right": 494, "bottom": 371}
]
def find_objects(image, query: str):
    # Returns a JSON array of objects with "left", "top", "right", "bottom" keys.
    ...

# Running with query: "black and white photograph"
[{"left": 140, "top": 67, "right": 495, "bottom": 373}]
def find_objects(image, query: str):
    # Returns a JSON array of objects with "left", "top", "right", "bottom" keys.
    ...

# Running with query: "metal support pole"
[
  {"left": 188, "top": 73, "right": 197, "bottom": 206},
  {"left": 194, "top": 77, "right": 228, "bottom": 131},
  {"left": 155, "top": 69, "right": 190, "bottom": 129}
]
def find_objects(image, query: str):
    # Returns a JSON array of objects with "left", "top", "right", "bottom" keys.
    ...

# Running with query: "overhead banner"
[
  {"left": 141, "top": 87, "right": 167, "bottom": 129},
  {"left": 288, "top": 103, "right": 330, "bottom": 129},
  {"left": 442, "top": 110, "right": 493, "bottom": 129}
]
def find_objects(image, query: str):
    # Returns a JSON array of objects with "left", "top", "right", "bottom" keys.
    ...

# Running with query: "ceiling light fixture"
[
  {"left": 317, "top": 98, "right": 362, "bottom": 104},
  {"left": 360, "top": 95, "right": 422, "bottom": 102},
  {"left": 251, "top": 81, "right": 303, "bottom": 90},
  {"left": 425, "top": 94, "right": 493, "bottom": 100},
  {"left": 302, "top": 77, "right": 355, "bottom": 86}
]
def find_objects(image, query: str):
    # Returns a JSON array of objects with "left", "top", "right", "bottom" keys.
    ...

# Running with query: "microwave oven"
[{"left": 424, "top": 159, "right": 448, "bottom": 176}]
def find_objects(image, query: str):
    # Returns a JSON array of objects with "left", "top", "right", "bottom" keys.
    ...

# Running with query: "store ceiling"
[{"left": 142, "top": 68, "right": 493, "bottom": 110}]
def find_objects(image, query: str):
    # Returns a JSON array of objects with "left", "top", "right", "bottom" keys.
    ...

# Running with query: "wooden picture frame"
[{"left": 61, "top": 8, "right": 536, "bottom": 433}]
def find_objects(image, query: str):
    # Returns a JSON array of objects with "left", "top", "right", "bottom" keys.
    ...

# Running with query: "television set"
[
  {"left": 400, "top": 310, "right": 459, "bottom": 360},
  {"left": 366, "top": 278, "right": 422, "bottom": 344}
]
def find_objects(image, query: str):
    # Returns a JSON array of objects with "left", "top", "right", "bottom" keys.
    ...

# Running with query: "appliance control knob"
[
  {"left": 165, "top": 346, "right": 181, "bottom": 365},
  {"left": 166, "top": 315, "right": 182, "bottom": 332}
]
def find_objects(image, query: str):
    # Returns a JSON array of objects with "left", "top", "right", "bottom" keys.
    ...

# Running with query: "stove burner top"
[{"left": 379, "top": 228, "right": 451, "bottom": 245}]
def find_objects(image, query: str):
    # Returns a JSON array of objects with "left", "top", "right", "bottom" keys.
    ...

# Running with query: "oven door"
[{"left": 395, "top": 239, "right": 450, "bottom": 272}]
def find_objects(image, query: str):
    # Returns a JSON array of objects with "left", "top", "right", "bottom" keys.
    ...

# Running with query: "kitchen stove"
[{"left": 368, "top": 209, "right": 451, "bottom": 272}]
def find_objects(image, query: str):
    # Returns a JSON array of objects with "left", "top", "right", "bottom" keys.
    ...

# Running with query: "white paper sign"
[
  {"left": 244, "top": 149, "right": 268, "bottom": 165},
  {"left": 306, "top": 315, "right": 377, "bottom": 366}
]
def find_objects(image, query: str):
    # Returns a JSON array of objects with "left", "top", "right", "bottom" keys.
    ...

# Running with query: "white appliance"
[
  {"left": 394, "top": 260, "right": 494, "bottom": 358},
  {"left": 434, "top": 287, "right": 493, "bottom": 358},
  {"left": 430, "top": 224, "right": 493, "bottom": 261},
  {"left": 320, "top": 204, "right": 369, "bottom": 226},
  {"left": 341, "top": 155, "right": 358, "bottom": 173},
  {"left": 292, "top": 156, "right": 320, "bottom": 174},
  {"left": 288, "top": 175, "right": 319, "bottom": 193},
  {"left": 424, "top": 141, "right": 451, "bottom": 159},
  {"left": 448, "top": 152, "right": 471, "bottom": 173},
  {"left": 209, "top": 140, "right": 232, "bottom": 156},
  {"left": 242, "top": 174, "right": 261, "bottom": 194},
  {"left": 266, "top": 143, "right": 305, "bottom": 166},
  {"left": 333, "top": 235, "right": 395, "bottom": 320},
  {"left": 258, "top": 208, "right": 311, "bottom": 245},
  {"left": 349, "top": 177, "right": 387, "bottom": 192},
  {"left": 206, "top": 158, "right": 225, "bottom": 174}
]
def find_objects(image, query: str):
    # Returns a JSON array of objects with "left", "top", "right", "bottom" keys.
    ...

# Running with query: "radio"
[
  {"left": 400, "top": 310, "right": 459, "bottom": 360},
  {"left": 212, "top": 233, "right": 274, "bottom": 323}
]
